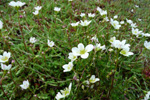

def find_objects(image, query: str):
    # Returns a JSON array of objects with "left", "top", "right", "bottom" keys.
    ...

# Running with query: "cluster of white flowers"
[
  {"left": 9, "top": 1, "right": 25, "bottom": 8},
  {"left": 33, "top": 6, "right": 42, "bottom": 15},
  {"left": 80, "top": 13, "right": 95, "bottom": 18},
  {"left": 109, "top": 37, "right": 134, "bottom": 57},
  {"left": 71, "top": 20, "right": 91, "bottom": 27}
]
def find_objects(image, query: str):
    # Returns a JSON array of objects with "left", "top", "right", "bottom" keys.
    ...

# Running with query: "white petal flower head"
[
  {"left": 34, "top": 6, "right": 42, "bottom": 11},
  {"left": 91, "top": 35, "right": 99, "bottom": 42},
  {"left": 132, "top": 28, "right": 142, "bottom": 36},
  {"left": 0, "top": 20, "right": 3, "bottom": 29},
  {"left": 72, "top": 43, "right": 94, "bottom": 59},
  {"left": 131, "top": 23, "right": 137, "bottom": 28},
  {"left": 1, "top": 63, "right": 12, "bottom": 70},
  {"left": 88, "top": 13, "right": 95, "bottom": 18},
  {"left": 144, "top": 41, "right": 150, "bottom": 50},
  {"left": 9, "top": 1, "right": 25, "bottom": 8},
  {"left": 144, "top": 91, "right": 150, "bottom": 100},
  {"left": 68, "top": 0, "right": 73, "bottom": 1},
  {"left": 109, "top": 36, "right": 116, "bottom": 43},
  {"left": 80, "top": 13, "right": 85, "bottom": 17},
  {"left": 29, "top": 37, "right": 37, "bottom": 43},
  {"left": 62, "top": 62, "right": 73, "bottom": 72},
  {"left": 55, "top": 83, "right": 72, "bottom": 100},
  {"left": 110, "top": 18, "right": 121, "bottom": 30},
  {"left": 48, "top": 40, "right": 54, "bottom": 47},
  {"left": 33, "top": 10, "right": 39, "bottom": 15},
  {"left": 142, "top": 33, "right": 150, "bottom": 37},
  {"left": 95, "top": 43, "right": 106, "bottom": 51},
  {"left": 113, "top": 15, "right": 118, "bottom": 19},
  {"left": 71, "top": 22, "right": 79, "bottom": 27},
  {"left": 97, "top": 7, "right": 107, "bottom": 16},
  {"left": 120, "top": 47, "right": 134, "bottom": 57},
  {"left": 120, "top": 21, "right": 124, "bottom": 24},
  {"left": 111, "top": 40, "right": 127, "bottom": 49},
  {"left": 20, "top": 80, "right": 29, "bottom": 90},
  {"left": 80, "top": 20, "right": 91, "bottom": 26},
  {"left": 0, "top": 52, "right": 11, "bottom": 63},
  {"left": 68, "top": 53, "right": 77, "bottom": 61},
  {"left": 126, "top": 19, "right": 133, "bottom": 24},
  {"left": 54, "top": 7, "right": 61, "bottom": 12},
  {"left": 104, "top": 16, "right": 109, "bottom": 21},
  {"left": 89, "top": 75, "right": 100, "bottom": 84}
]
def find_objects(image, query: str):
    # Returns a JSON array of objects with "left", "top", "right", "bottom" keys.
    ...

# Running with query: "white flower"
[
  {"left": 138, "top": 18, "right": 142, "bottom": 21},
  {"left": 142, "top": 33, "right": 150, "bottom": 37},
  {"left": 9, "top": 1, "right": 25, "bottom": 7},
  {"left": 0, "top": 52, "right": 11, "bottom": 63},
  {"left": 86, "top": 75, "right": 100, "bottom": 84},
  {"left": 132, "top": 28, "right": 142, "bottom": 36},
  {"left": 120, "top": 47, "right": 134, "bottom": 57},
  {"left": 54, "top": 7, "right": 61, "bottom": 12},
  {"left": 68, "top": 0, "right": 73, "bottom": 1},
  {"left": 0, "top": 20, "right": 3, "bottom": 29},
  {"left": 71, "top": 22, "right": 79, "bottom": 27},
  {"left": 144, "top": 91, "right": 150, "bottom": 100},
  {"left": 120, "top": 21, "right": 124, "bottom": 24},
  {"left": 110, "top": 18, "right": 121, "bottom": 30},
  {"left": 80, "top": 13, "right": 85, "bottom": 17},
  {"left": 111, "top": 40, "right": 126, "bottom": 49},
  {"left": 126, "top": 19, "right": 133, "bottom": 24},
  {"left": 97, "top": 7, "right": 107, "bottom": 16},
  {"left": 91, "top": 35, "right": 99, "bottom": 42},
  {"left": 135, "top": 5, "right": 139, "bottom": 8},
  {"left": 72, "top": 43, "right": 93, "bottom": 59},
  {"left": 80, "top": 20, "right": 91, "bottom": 26},
  {"left": 144, "top": 41, "right": 150, "bottom": 50},
  {"left": 48, "top": 40, "right": 54, "bottom": 47},
  {"left": 109, "top": 37, "right": 116, "bottom": 43},
  {"left": 20, "top": 80, "right": 29, "bottom": 90},
  {"left": 29, "top": 37, "right": 37, "bottom": 43},
  {"left": 131, "top": 23, "right": 137, "bottom": 28},
  {"left": 33, "top": 10, "right": 39, "bottom": 15},
  {"left": 34, "top": 6, "right": 42, "bottom": 11},
  {"left": 62, "top": 62, "right": 73, "bottom": 72},
  {"left": 68, "top": 53, "right": 77, "bottom": 61},
  {"left": 113, "top": 15, "right": 118, "bottom": 19},
  {"left": 104, "top": 16, "right": 109, "bottom": 21},
  {"left": 95, "top": 43, "right": 106, "bottom": 51},
  {"left": 88, "top": 13, "right": 95, "bottom": 18},
  {"left": 1, "top": 63, "right": 12, "bottom": 70},
  {"left": 55, "top": 83, "right": 72, "bottom": 100},
  {"left": 131, "top": 9, "right": 134, "bottom": 12}
]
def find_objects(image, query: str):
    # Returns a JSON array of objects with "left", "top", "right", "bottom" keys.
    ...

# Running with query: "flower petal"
[
  {"left": 85, "top": 44, "right": 94, "bottom": 52},
  {"left": 81, "top": 53, "right": 89, "bottom": 59},
  {"left": 78, "top": 43, "right": 84, "bottom": 50}
]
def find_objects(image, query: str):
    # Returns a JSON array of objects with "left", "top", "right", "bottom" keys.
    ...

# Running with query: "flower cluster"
[{"left": 109, "top": 37, "right": 134, "bottom": 57}]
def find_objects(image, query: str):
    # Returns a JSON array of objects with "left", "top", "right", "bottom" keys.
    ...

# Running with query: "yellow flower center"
[
  {"left": 89, "top": 79, "right": 96, "bottom": 83},
  {"left": 121, "top": 50, "right": 126, "bottom": 55},
  {"left": 1, "top": 56, "right": 8, "bottom": 61},
  {"left": 80, "top": 49, "right": 86, "bottom": 55}
]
